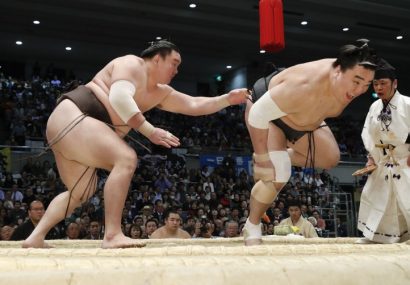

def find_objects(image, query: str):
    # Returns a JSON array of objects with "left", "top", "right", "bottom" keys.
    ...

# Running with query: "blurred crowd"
[{"left": 0, "top": 71, "right": 352, "bottom": 241}]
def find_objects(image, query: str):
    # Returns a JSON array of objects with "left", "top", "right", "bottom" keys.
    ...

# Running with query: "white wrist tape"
[
  {"left": 248, "top": 91, "right": 287, "bottom": 129},
  {"left": 138, "top": 120, "right": 155, "bottom": 138},
  {"left": 109, "top": 80, "right": 139, "bottom": 123}
]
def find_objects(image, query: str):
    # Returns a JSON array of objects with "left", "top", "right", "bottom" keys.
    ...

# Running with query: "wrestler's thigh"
[
  {"left": 245, "top": 100, "right": 288, "bottom": 153},
  {"left": 54, "top": 151, "right": 97, "bottom": 198},
  {"left": 267, "top": 122, "right": 287, "bottom": 151},
  {"left": 245, "top": 101, "right": 287, "bottom": 151},
  {"left": 47, "top": 101, "right": 136, "bottom": 171},
  {"left": 290, "top": 125, "right": 340, "bottom": 169}
]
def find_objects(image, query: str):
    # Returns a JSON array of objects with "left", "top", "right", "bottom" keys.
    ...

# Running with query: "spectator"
[
  {"left": 272, "top": 207, "right": 283, "bottom": 224},
  {"left": 313, "top": 173, "right": 324, "bottom": 187},
  {"left": 141, "top": 205, "right": 153, "bottom": 224},
  {"left": 144, "top": 218, "right": 158, "bottom": 239},
  {"left": 86, "top": 220, "right": 102, "bottom": 240},
  {"left": 150, "top": 208, "right": 190, "bottom": 239},
  {"left": 201, "top": 166, "right": 212, "bottom": 178},
  {"left": 1, "top": 225, "right": 14, "bottom": 240},
  {"left": 154, "top": 172, "right": 172, "bottom": 193},
  {"left": 11, "top": 120, "right": 26, "bottom": 146},
  {"left": 65, "top": 222, "right": 81, "bottom": 240},
  {"left": 152, "top": 199, "right": 165, "bottom": 223},
  {"left": 10, "top": 184, "right": 24, "bottom": 202},
  {"left": 10, "top": 201, "right": 26, "bottom": 224},
  {"left": 203, "top": 176, "right": 215, "bottom": 194},
  {"left": 22, "top": 187, "right": 36, "bottom": 205},
  {"left": 279, "top": 200, "right": 318, "bottom": 238},
  {"left": 224, "top": 220, "right": 239, "bottom": 238},
  {"left": 10, "top": 200, "right": 59, "bottom": 241},
  {"left": 312, "top": 210, "right": 326, "bottom": 230},
  {"left": 307, "top": 216, "right": 323, "bottom": 237},
  {"left": 132, "top": 216, "right": 144, "bottom": 228},
  {"left": 129, "top": 224, "right": 143, "bottom": 239},
  {"left": 300, "top": 204, "right": 309, "bottom": 219}
]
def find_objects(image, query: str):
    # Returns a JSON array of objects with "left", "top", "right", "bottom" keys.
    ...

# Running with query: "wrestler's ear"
[
  {"left": 393, "top": 79, "right": 398, "bottom": 89},
  {"left": 153, "top": 54, "right": 160, "bottom": 65},
  {"left": 332, "top": 65, "right": 341, "bottom": 78}
]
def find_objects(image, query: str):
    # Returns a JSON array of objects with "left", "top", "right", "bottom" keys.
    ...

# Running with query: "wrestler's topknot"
[
  {"left": 140, "top": 39, "right": 180, "bottom": 59},
  {"left": 333, "top": 38, "right": 379, "bottom": 71}
]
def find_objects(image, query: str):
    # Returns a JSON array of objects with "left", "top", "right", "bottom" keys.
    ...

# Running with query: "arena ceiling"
[{"left": 0, "top": 0, "right": 409, "bottom": 84}]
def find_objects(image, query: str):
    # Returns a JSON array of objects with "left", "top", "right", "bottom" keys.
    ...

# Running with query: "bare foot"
[
  {"left": 102, "top": 234, "right": 146, "bottom": 249},
  {"left": 22, "top": 238, "right": 53, "bottom": 248}
]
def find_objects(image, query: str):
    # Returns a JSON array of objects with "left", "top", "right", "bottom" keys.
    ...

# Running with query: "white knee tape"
[
  {"left": 251, "top": 180, "right": 277, "bottom": 204},
  {"left": 269, "top": 151, "right": 291, "bottom": 182}
]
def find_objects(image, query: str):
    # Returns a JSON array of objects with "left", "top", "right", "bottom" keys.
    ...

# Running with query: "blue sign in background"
[{"left": 199, "top": 154, "right": 253, "bottom": 176}]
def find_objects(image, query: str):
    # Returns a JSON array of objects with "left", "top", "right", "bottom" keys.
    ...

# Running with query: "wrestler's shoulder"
[
  {"left": 287, "top": 58, "right": 333, "bottom": 71},
  {"left": 151, "top": 227, "right": 166, "bottom": 238},
  {"left": 178, "top": 228, "right": 191, "bottom": 238},
  {"left": 157, "top": 84, "right": 174, "bottom": 94},
  {"left": 112, "top": 55, "right": 145, "bottom": 67}
]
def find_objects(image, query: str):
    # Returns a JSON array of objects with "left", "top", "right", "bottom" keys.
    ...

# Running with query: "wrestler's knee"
[
  {"left": 117, "top": 148, "right": 138, "bottom": 174},
  {"left": 273, "top": 181, "right": 287, "bottom": 191},
  {"left": 251, "top": 180, "right": 277, "bottom": 204},
  {"left": 321, "top": 150, "right": 340, "bottom": 169},
  {"left": 269, "top": 151, "right": 292, "bottom": 182}
]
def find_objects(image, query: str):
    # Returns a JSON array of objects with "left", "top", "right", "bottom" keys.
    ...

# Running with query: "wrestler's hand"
[
  {"left": 407, "top": 155, "right": 410, "bottom": 167},
  {"left": 365, "top": 156, "right": 376, "bottom": 167},
  {"left": 227, "top": 88, "right": 252, "bottom": 105},
  {"left": 149, "top": 128, "right": 180, "bottom": 148}
]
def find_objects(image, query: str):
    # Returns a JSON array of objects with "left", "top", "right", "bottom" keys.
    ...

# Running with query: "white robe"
[
  {"left": 279, "top": 217, "right": 318, "bottom": 238},
  {"left": 358, "top": 91, "right": 410, "bottom": 243}
]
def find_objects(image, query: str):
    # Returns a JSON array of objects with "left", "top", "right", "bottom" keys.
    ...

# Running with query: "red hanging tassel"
[{"left": 259, "top": 0, "right": 285, "bottom": 52}]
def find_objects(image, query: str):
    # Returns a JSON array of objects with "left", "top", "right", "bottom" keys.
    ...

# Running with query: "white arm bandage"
[
  {"left": 248, "top": 91, "right": 287, "bottom": 129},
  {"left": 109, "top": 80, "right": 139, "bottom": 123}
]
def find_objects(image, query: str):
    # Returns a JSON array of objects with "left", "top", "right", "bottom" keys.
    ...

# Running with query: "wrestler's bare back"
[
  {"left": 151, "top": 227, "right": 191, "bottom": 239},
  {"left": 86, "top": 55, "right": 172, "bottom": 135},
  {"left": 269, "top": 59, "right": 348, "bottom": 131}
]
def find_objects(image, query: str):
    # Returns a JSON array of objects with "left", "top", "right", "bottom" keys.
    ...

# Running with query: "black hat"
[{"left": 375, "top": 58, "right": 396, "bottom": 80}]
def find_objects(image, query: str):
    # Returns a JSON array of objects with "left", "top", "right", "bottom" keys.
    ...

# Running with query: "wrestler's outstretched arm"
[{"left": 157, "top": 87, "right": 251, "bottom": 116}]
